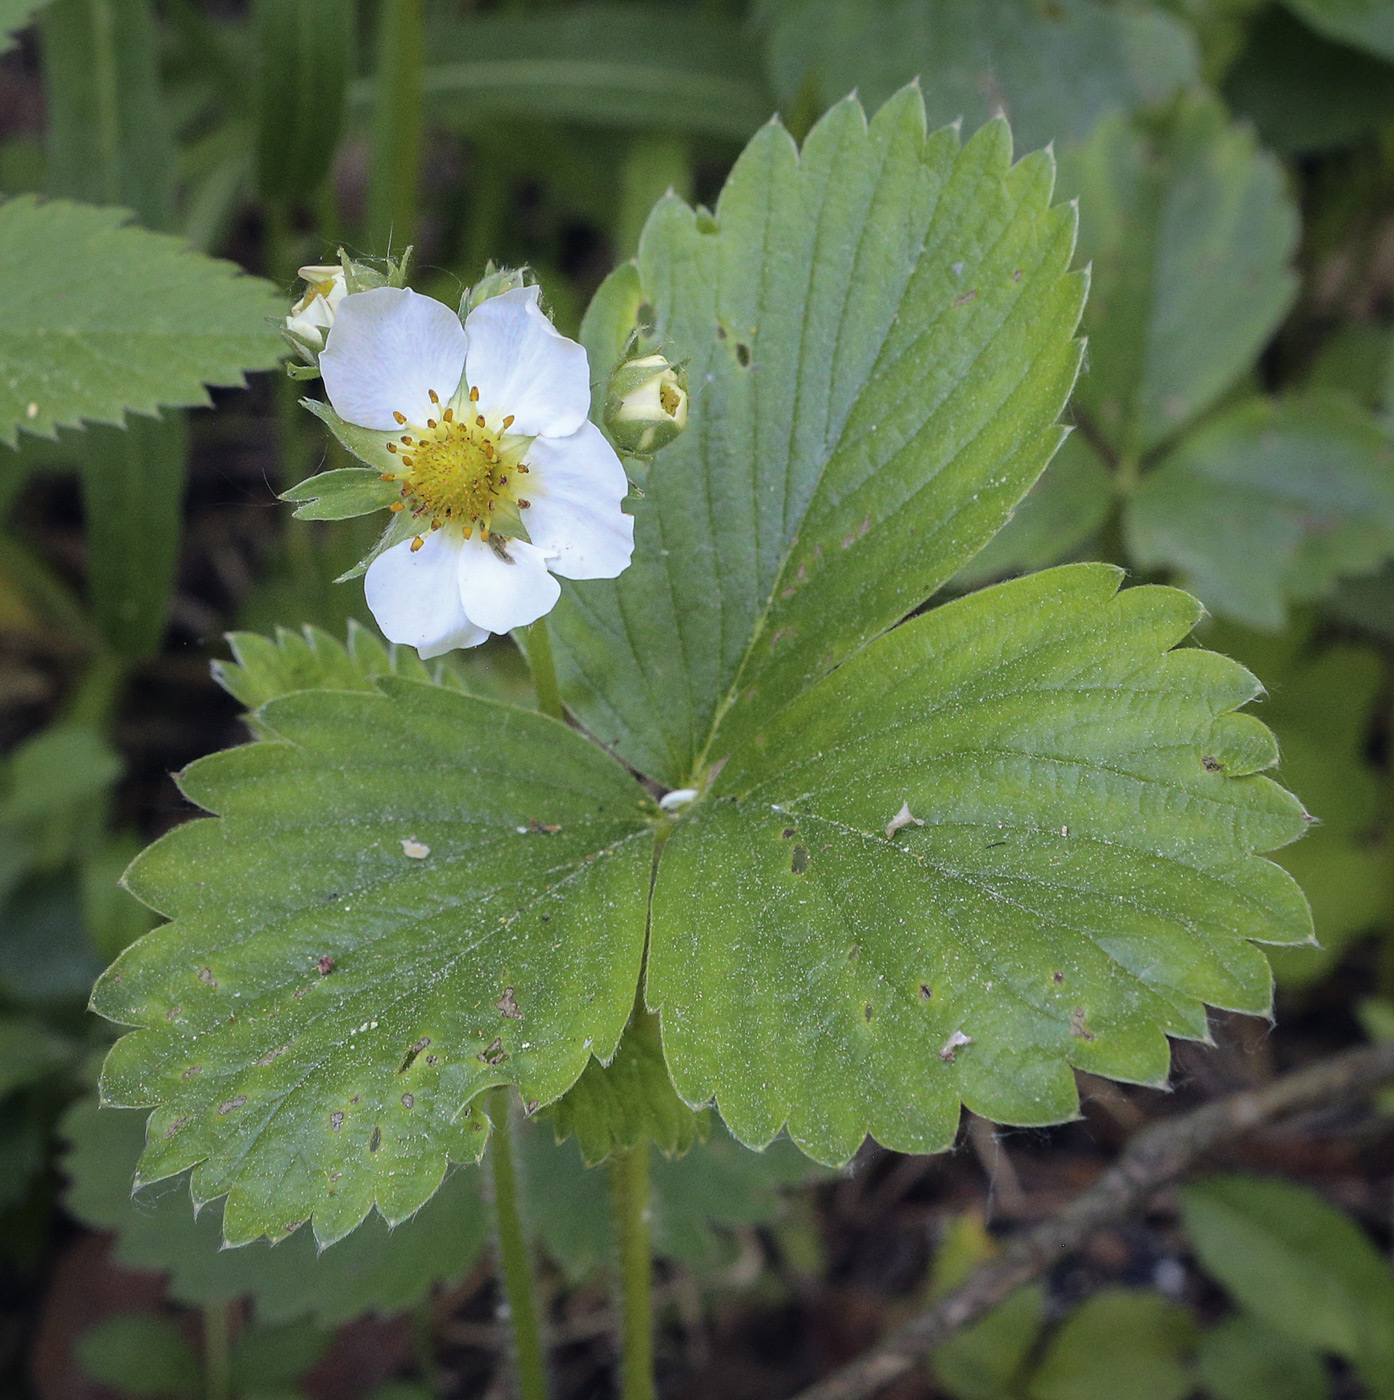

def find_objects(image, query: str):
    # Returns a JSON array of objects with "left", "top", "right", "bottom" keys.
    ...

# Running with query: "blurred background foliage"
[{"left": 3, "top": 0, "right": 1394, "bottom": 1397}]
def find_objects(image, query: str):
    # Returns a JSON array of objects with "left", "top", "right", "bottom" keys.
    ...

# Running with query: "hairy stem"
[
  {"left": 487, "top": 1088, "right": 550, "bottom": 1400},
  {"left": 202, "top": 1304, "right": 231, "bottom": 1400},
  {"left": 609, "top": 1143, "right": 656, "bottom": 1400},
  {"left": 792, "top": 1036, "right": 1394, "bottom": 1400},
  {"left": 527, "top": 619, "right": 566, "bottom": 722},
  {"left": 368, "top": 0, "right": 423, "bottom": 253}
]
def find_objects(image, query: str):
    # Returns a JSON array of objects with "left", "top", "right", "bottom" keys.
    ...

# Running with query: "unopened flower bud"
[
  {"left": 464, "top": 264, "right": 532, "bottom": 315},
  {"left": 604, "top": 354, "right": 689, "bottom": 457},
  {"left": 284, "top": 264, "right": 347, "bottom": 361}
]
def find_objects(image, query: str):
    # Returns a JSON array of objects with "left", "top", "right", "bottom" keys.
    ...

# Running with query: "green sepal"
[
  {"left": 298, "top": 397, "right": 401, "bottom": 477},
  {"left": 282, "top": 468, "right": 401, "bottom": 521},
  {"left": 549, "top": 1006, "right": 706, "bottom": 1166}
]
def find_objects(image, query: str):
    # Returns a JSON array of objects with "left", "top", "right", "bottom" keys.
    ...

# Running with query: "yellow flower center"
[{"left": 383, "top": 387, "right": 533, "bottom": 548}]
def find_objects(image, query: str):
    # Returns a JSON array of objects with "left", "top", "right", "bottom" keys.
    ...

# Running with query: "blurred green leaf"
[
  {"left": 1027, "top": 1289, "right": 1196, "bottom": 1400},
  {"left": 929, "top": 1214, "right": 1045, "bottom": 1400},
  {"left": 231, "top": 1320, "right": 332, "bottom": 1394},
  {"left": 0, "top": 197, "right": 283, "bottom": 447},
  {"left": 761, "top": 0, "right": 1198, "bottom": 152},
  {"left": 61, "top": 1096, "right": 493, "bottom": 1325},
  {"left": 397, "top": 5, "right": 772, "bottom": 142},
  {"left": 1197, "top": 1315, "right": 1330, "bottom": 1400},
  {"left": 1281, "top": 0, "right": 1394, "bottom": 59},
  {"left": 0, "top": 1014, "right": 71, "bottom": 1097},
  {"left": 1181, "top": 1175, "right": 1394, "bottom": 1393},
  {"left": 953, "top": 432, "right": 1112, "bottom": 588},
  {"left": 0, "top": 0, "right": 50, "bottom": 51},
  {"left": 81, "top": 413, "right": 189, "bottom": 657},
  {"left": 550, "top": 1008, "right": 705, "bottom": 1167},
  {"left": 1126, "top": 394, "right": 1394, "bottom": 629},
  {"left": 1226, "top": 8, "right": 1394, "bottom": 153},
  {"left": 253, "top": 0, "right": 353, "bottom": 206},
  {"left": 0, "top": 879, "right": 105, "bottom": 1006},
  {"left": 2, "top": 722, "right": 120, "bottom": 827},
  {"left": 1307, "top": 324, "right": 1393, "bottom": 410},
  {"left": 40, "top": 0, "right": 173, "bottom": 232},
  {"left": 76, "top": 1313, "right": 201, "bottom": 1399},
  {"left": 1063, "top": 94, "right": 1298, "bottom": 461}
]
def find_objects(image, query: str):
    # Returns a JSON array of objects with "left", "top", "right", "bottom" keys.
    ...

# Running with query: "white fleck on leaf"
[
  {"left": 939, "top": 1030, "right": 973, "bottom": 1062},
  {"left": 401, "top": 839, "right": 430, "bottom": 859},
  {"left": 885, "top": 800, "right": 925, "bottom": 840}
]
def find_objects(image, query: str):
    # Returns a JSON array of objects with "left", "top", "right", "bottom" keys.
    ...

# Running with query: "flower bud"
[
  {"left": 604, "top": 353, "right": 689, "bottom": 456},
  {"left": 284, "top": 264, "right": 347, "bottom": 361},
  {"left": 463, "top": 263, "right": 532, "bottom": 315}
]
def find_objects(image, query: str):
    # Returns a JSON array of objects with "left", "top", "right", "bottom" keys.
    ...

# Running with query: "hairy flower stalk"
[{"left": 319, "top": 283, "right": 635, "bottom": 656}]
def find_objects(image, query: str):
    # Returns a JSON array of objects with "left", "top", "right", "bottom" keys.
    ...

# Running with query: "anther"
[
  {"left": 386, "top": 443, "right": 398, "bottom": 454},
  {"left": 463, "top": 526, "right": 472, "bottom": 539},
  {"left": 475, "top": 414, "right": 485, "bottom": 428},
  {"left": 426, "top": 418, "right": 437, "bottom": 429},
  {"left": 428, "top": 389, "right": 440, "bottom": 404},
  {"left": 401, "top": 435, "right": 412, "bottom": 445},
  {"left": 401, "top": 456, "right": 414, "bottom": 467},
  {"left": 480, "top": 526, "right": 490, "bottom": 542},
  {"left": 502, "top": 414, "right": 514, "bottom": 429},
  {"left": 390, "top": 501, "right": 405, "bottom": 512},
  {"left": 518, "top": 498, "right": 531, "bottom": 509},
  {"left": 393, "top": 411, "right": 407, "bottom": 425},
  {"left": 380, "top": 473, "right": 396, "bottom": 481},
  {"left": 410, "top": 535, "right": 424, "bottom": 552},
  {"left": 443, "top": 408, "right": 454, "bottom": 423},
  {"left": 516, "top": 463, "right": 529, "bottom": 474},
  {"left": 469, "top": 386, "right": 479, "bottom": 402}
]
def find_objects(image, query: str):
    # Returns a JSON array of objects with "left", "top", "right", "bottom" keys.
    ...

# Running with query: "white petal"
[
  {"left": 462, "top": 286, "right": 590, "bottom": 438},
  {"left": 456, "top": 534, "right": 561, "bottom": 634},
  {"left": 364, "top": 531, "right": 489, "bottom": 657},
  {"left": 322, "top": 287, "right": 467, "bottom": 432},
  {"left": 522, "top": 422, "right": 635, "bottom": 580}
]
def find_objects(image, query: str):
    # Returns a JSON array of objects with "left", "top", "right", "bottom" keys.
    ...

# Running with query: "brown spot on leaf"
[
  {"left": 864, "top": 1004, "right": 874, "bottom": 1022},
  {"left": 529, "top": 818, "right": 561, "bottom": 834},
  {"left": 255, "top": 1043, "right": 290, "bottom": 1067},
  {"left": 1053, "top": 971, "right": 1065, "bottom": 985},
  {"left": 1201, "top": 755, "right": 1223, "bottom": 772},
  {"left": 952, "top": 289, "right": 978, "bottom": 307},
  {"left": 198, "top": 967, "right": 217, "bottom": 988},
  {"left": 399, "top": 1036, "right": 431, "bottom": 1072},
  {"left": 317, "top": 955, "right": 335, "bottom": 975},
  {"left": 162, "top": 1116, "right": 188, "bottom": 1140},
  {"left": 218, "top": 1095, "right": 247, "bottom": 1115},
  {"left": 496, "top": 988, "right": 522, "bottom": 1020},
  {"left": 919, "top": 984, "right": 933, "bottom": 1002},
  {"left": 401, "top": 1093, "right": 414, "bottom": 1109},
  {"left": 165, "top": 1006, "right": 181, "bottom": 1022},
  {"left": 330, "top": 1111, "right": 344, "bottom": 1132},
  {"left": 1069, "top": 1006, "right": 1095, "bottom": 1041},
  {"left": 790, "top": 844, "right": 811, "bottom": 874},
  {"left": 479, "top": 1037, "right": 507, "bottom": 1066},
  {"left": 182, "top": 1064, "right": 202, "bottom": 1079},
  {"left": 369, "top": 1126, "right": 382, "bottom": 1152}
]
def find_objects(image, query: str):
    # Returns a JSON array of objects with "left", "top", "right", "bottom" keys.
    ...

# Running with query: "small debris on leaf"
[
  {"left": 317, "top": 955, "right": 335, "bottom": 975},
  {"left": 496, "top": 987, "right": 522, "bottom": 1019},
  {"left": 401, "top": 838, "right": 431, "bottom": 859},
  {"left": 939, "top": 1030, "right": 972, "bottom": 1062},
  {"left": 885, "top": 801, "right": 925, "bottom": 840}
]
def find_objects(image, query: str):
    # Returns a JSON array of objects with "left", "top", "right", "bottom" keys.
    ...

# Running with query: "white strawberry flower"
[
  {"left": 320, "top": 284, "right": 635, "bottom": 657},
  {"left": 285, "top": 264, "right": 348, "bottom": 360}
]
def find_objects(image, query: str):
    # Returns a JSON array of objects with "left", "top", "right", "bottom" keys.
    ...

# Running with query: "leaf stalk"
[{"left": 608, "top": 1141, "right": 656, "bottom": 1400}]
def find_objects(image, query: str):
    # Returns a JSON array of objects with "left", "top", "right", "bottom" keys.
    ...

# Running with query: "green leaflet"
[
  {"left": 0, "top": 197, "right": 283, "bottom": 447},
  {"left": 1063, "top": 94, "right": 1299, "bottom": 461},
  {"left": 93, "top": 681, "right": 655, "bottom": 1245},
  {"left": 556, "top": 89, "right": 1087, "bottom": 786},
  {"left": 1181, "top": 1175, "right": 1394, "bottom": 1395},
  {"left": 1281, "top": 0, "right": 1394, "bottom": 60},
  {"left": 0, "top": 0, "right": 50, "bottom": 50},
  {"left": 1197, "top": 1316, "right": 1330, "bottom": 1400},
  {"left": 549, "top": 1007, "right": 705, "bottom": 1166},
  {"left": 761, "top": 0, "right": 1198, "bottom": 152},
  {"left": 1126, "top": 394, "right": 1394, "bottom": 630},
  {"left": 648, "top": 565, "right": 1310, "bottom": 1161}
]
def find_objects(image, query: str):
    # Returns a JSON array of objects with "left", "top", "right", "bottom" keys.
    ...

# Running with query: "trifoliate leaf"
[
  {"left": 761, "top": 0, "right": 1198, "bottom": 152},
  {"left": 549, "top": 1007, "right": 705, "bottom": 1166},
  {"left": 953, "top": 432, "right": 1113, "bottom": 588},
  {"left": 648, "top": 565, "right": 1310, "bottom": 1162},
  {"left": 1180, "top": 1175, "right": 1394, "bottom": 1389},
  {"left": 556, "top": 89, "right": 1087, "bottom": 785},
  {"left": 0, "top": 197, "right": 283, "bottom": 446},
  {"left": 61, "top": 1098, "right": 490, "bottom": 1325},
  {"left": 92, "top": 682, "right": 655, "bottom": 1245},
  {"left": 1027, "top": 1291, "right": 1197, "bottom": 1400},
  {"left": 0, "top": 0, "right": 49, "bottom": 51},
  {"left": 1281, "top": 0, "right": 1394, "bottom": 59},
  {"left": 1126, "top": 394, "right": 1394, "bottom": 630},
  {"left": 1062, "top": 95, "right": 1299, "bottom": 461}
]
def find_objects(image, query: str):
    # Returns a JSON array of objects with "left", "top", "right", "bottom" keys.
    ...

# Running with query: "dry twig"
[{"left": 793, "top": 1037, "right": 1394, "bottom": 1400}]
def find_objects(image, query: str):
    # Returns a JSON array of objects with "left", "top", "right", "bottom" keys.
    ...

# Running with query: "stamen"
[
  {"left": 393, "top": 411, "right": 407, "bottom": 425},
  {"left": 380, "top": 473, "right": 396, "bottom": 482},
  {"left": 443, "top": 408, "right": 454, "bottom": 423},
  {"left": 401, "top": 456, "right": 414, "bottom": 467},
  {"left": 386, "top": 443, "right": 398, "bottom": 454},
  {"left": 516, "top": 464, "right": 529, "bottom": 474},
  {"left": 480, "top": 526, "right": 490, "bottom": 542},
  {"left": 469, "top": 386, "right": 479, "bottom": 402},
  {"left": 475, "top": 415, "right": 486, "bottom": 428},
  {"left": 463, "top": 526, "right": 472, "bottom": 539},
  {"left": 518, "top": 498, "right": 531, "bottom": 509},
  {"left": 410, "top": 535, "right": 424, "bottom": 552},
  {"left": 502, "top": 414, "right": 514, "bottom": 429},
  {"left": 428, "top": 389, "right": 440, "bottom": 404},
  {"left": 401, "top": 436, "right": 413, "bottom": 445},
  {"left": 427, "top": 418, "right": 437, "bottom": 429},
  {"left": 390, "top": 501, "right": 405, "bottom": 512}
]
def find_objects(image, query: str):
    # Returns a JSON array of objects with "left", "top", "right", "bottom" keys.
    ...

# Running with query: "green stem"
[
  {"left": 369, "top": 0, "right": 424, "bottom": 253},
  {"left": 202, "top": 1304, "right": 232, "bottom": 1400},
  {"left": 527, "top": 619, "right": 565, "bottom": 722},
  {"left": 608, "top": 1143, "right": 656, "bottom": 1400},
  {"left": 487, "top": 1088, "right": 550, "bottom": 1400}
]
